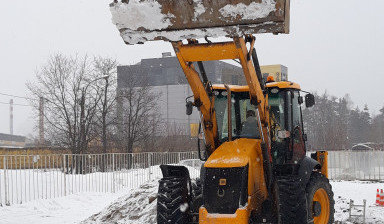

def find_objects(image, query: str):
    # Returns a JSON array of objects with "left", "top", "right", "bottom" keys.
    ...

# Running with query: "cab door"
[
  {"left": 268, "top": 89, "right": 306, "bottom": 165},
  {"left": 288, "top": 91, "right": 306, "bottom": 164}
]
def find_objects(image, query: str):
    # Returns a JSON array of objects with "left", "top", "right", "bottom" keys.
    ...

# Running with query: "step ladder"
[{"left": 349, "top": 199, "right": 366, "bottom": 223}]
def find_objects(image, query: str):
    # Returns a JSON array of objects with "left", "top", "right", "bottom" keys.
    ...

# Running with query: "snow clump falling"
[{"left": 180, "top": 202, "right": 189, "bottom": 213}]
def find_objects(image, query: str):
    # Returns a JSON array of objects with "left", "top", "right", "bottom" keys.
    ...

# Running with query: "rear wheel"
[
  {"left": 157, "top": 177, "right": 190, "bottom": 224},
  {"left": 306, "top": 172, "right": 335, "bottom": 224},
  {"left": 277, "top": 176, "right": 308, "bottom": 224}
]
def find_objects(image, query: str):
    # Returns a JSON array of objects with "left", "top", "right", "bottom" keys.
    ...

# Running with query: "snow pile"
[
  {"left": 219, "top": 0, "right": 276, "bottom": 20},
  {"left": 81, "top": 180, "right": 159, "bottom": 224},
  {"left": 117, "top": 27, "right": 229, "bottom": 45},
  {"left": 110, "top": 0, "right": 174, "bottom": 30}
]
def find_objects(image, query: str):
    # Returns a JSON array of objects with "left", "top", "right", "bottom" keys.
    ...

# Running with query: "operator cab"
[
  {"left": 211, "top": 85, "right": 261, "bottom": 143},
  {"left": 211, "top": 81, "right": 315, "bottom": 169},
  {"left": 213, "top": 88, "right": 260, "bottom": 142},
  {"left": 266, "top": 81, "right": 313, "bottom": 168}
]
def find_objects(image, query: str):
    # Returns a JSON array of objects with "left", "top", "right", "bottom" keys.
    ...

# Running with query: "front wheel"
[
  {"left": 157, "top": 177, "right": 190, "bottom": 224},
  {"left": 306, "top": 172, "right": 335, "bottom": 224}
]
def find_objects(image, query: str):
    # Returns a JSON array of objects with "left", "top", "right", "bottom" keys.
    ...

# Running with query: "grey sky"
[{"left": 0, "top": 0, "right": 383, "bottom": 136}]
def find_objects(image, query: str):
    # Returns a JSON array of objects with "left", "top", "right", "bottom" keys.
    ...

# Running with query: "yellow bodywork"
[
  {"left": 171, "top": 37, "right": 310, "bottom": 223},
  {"left": 212, "top": 81, "right": 301, "bottom": 92},
  {"left": 200, "top": 138, "right": 268, "bottom": 223},
  {"left": 315, "top": 151, "right": 329, "bottom": 179},
  {"left": 172, "top": 37, "right": 269, "bottom": 154}
]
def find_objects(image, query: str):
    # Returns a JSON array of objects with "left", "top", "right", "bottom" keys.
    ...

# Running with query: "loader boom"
[{"left": 172, "top": 36, "right": 270, "bottom": 155}]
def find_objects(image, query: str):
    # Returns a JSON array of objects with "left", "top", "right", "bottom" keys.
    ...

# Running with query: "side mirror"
[
  {"left": 305, "top": 94, "right": 315, "bottom": 108},
  {"left": 186, "top": 101, "right": 193, "bottom": 115}
]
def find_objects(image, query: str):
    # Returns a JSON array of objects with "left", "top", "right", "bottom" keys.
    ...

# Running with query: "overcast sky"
[{"left": 0, "top": 0, "right": 383, "bottom": 137}]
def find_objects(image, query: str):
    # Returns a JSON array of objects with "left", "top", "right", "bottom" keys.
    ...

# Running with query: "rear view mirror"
[
  {"left": 186, "top": 101, "right": 193, "bottom": 115},
  {"left": 305, "top": 94, "right": 315, "bottom": 108}
]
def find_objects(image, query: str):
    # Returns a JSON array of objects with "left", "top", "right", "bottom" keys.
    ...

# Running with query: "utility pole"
[
  {"left": 102, "top": 76, "right": 110, "bottom": 155},
  {"left": 9, "top": 99, "right": 13, "bottom": 135},
  {"left": 39, "top": 97, "right": 44, "bottom": 146}
]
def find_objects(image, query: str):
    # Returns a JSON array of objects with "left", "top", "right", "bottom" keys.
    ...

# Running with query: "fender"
[
  {"left": 298, "top": 156, "right": 321, "bottom": 186},
  {"left": 160, "top": 164, "right": 191, "bottom": 179}
]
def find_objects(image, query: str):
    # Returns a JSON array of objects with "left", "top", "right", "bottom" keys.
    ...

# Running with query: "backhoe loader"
[{"left": 110, "top": 0, "right": 335, "bottom": 223}]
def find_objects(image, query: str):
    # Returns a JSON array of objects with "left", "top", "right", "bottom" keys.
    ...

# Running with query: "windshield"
[
  {"left": 214, "top": 90, "right": 260, "bottom": 142},
  {"left": 269, "top": 90, "right": 287, "bottom": 141}
]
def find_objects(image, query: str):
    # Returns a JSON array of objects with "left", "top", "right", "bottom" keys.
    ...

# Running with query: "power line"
[
  {"left": 0, "top": 92, "right": 35, "bottom": 101},
  {"left": 0, "top": 101, "right": 31, "bottom": 107}
]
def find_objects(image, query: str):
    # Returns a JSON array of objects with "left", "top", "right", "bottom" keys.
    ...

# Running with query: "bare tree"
[
  {"left": 92, "top": 56, "right": 118, "bottom": 154},
  {"left": 114, "top": 66, "right": 161, "bottom": 153},
  {"left": 155, "top": 122, "right": 196, "bottom": 152},
  {"left": 27, "top": 54, "right": 110, "bottom": 155}
]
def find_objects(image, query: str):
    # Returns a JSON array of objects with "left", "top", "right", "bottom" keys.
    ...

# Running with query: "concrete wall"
[{"left": 151, "top": 84, "right": 200, "bottom": 136}]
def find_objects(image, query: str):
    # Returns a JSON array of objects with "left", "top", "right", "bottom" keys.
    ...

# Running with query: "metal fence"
[
  {"left": 1, "top": 151, "right": 383, "bottom": 206},
  {"left": 0, "top": 152, "right": 201, "bottom": 206},
  {"left": 327, "top": 151, "right": 384, "bottom": 181}
]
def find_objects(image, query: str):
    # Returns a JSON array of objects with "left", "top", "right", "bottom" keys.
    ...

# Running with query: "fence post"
[
  {"left": 112, "top": 154, "right": 115, "bottom": 193},
  {"left": 148, "top": 153, "right": 151, "bottom": 181},
  {"left": 178, "top": 152, "right": 181, "bottom": 164},
  {"left": 353, "top": 152, "right": 357, "bottom": 180},
  {"left": 63, "top": 154, "right": 66, "bottom": 196},
  {"left": 4, "top": 156, "right": 9, "bottom": 206},
  {"left": 379, "top": 152, "right": 381, "bottom": 181},
  {"left": 0, "top": 156, "right": 2, "bottom": 206}
]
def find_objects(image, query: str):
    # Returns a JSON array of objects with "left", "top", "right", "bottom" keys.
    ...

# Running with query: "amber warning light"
[{"left": 219, "top": 179, "right": 227, "bottom": 186}]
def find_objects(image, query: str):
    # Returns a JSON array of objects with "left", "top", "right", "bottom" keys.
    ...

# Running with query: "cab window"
[{"left": 214, "top": 90, "right": 260, "bottom": 142}]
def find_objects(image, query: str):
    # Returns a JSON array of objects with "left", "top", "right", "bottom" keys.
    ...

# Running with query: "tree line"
[
  {"left": 27, "top": 54, "right": 195, "bottom": 154},
  {"left": 302, "top": 92, "right": 384, "bottom": 150}
]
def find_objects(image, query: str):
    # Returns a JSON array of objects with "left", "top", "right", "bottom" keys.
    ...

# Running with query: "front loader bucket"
[{"left": 110, "top": 0, "right": 290, "bottom": 44}]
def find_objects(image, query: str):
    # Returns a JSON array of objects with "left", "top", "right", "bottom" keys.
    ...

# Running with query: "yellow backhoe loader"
[{"left": 110, "top": 0, "right": 334, "bottom": 223}]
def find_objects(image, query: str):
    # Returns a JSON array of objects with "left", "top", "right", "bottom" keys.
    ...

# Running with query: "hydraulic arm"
[{"left": 172, "top": 36, "right": 270, "bottom": 155}]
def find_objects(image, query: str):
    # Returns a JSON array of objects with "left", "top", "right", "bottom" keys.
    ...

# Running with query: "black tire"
[
  {"left": 190, "top": 178, "right": 203, "bottom": 212},
  {"left": 277, "top": 176, "right": 308, "bottom": 224},
  {"left": 306, "top": 172, "right": 335, "bottom": 224},
  {"left": 157, "top": 177, "right": 190, "bottom": 224},
  {"left": 192, "top": 178, "right": 202, "bottom": 198},
  {"left": 188, "top": 178, "right": 202, "bottom": 224}
]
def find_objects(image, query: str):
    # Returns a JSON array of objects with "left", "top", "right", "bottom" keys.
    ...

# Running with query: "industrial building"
[
  {"left": 261, "top": 64, "right": 288, "bottom": 82},
  {"left": 0, "top": 133, "right": 26, "bottom": 148},
  {"left": 117, "top": 53, "right": 288, "bottom": 136}
]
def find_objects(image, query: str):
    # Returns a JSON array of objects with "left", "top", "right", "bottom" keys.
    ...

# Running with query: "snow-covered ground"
[
  {"left": 333, "top": 181, "right": 384, "bottom": 223},
  {"left": 1, "top": 180, "right": 384, "bottom": 224},
  {"left": 0, "top": 189, "right": 131, "bottom": 224}
]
